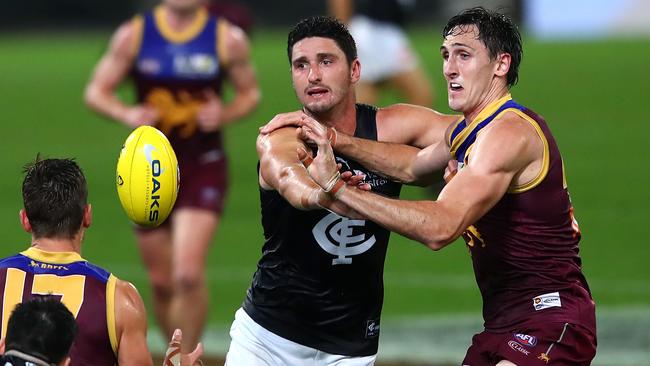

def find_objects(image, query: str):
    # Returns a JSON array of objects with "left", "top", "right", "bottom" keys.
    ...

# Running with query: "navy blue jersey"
[{"left": 244, "top": 104, "right": 402, "bottom": 356}]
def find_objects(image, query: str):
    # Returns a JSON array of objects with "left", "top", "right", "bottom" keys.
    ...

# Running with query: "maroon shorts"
[
  {"left": 462, "top": 322, "right": 596, "bottom": 366},
  {"left": 175, "top": 152, "right": 228, "bottom": 214}
]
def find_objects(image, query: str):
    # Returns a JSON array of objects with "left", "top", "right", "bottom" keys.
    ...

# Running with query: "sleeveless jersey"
[
  {"left": 131, "top": 6, "right": 227, "bottom": 158},
  {"left": 449, "top": 94, "right": 595, "bottom": 332},
  {"left": 0, "top": 248, "right": 118, "bottom": 366},
  {"left": 244, "top": 104, "right": 402, "bottom": 356}
]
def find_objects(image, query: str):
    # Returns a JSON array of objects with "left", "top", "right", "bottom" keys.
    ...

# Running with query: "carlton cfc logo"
[{"left": 312, "top": 213, "right": 376, "bottom": 265}]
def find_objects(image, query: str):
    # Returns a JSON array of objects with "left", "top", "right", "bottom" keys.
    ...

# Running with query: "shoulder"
[
  {"left": 219, "top": 17, "right": 250, "bottom": 63},
  {"left": 109, "top": 17, "right": 143, "bottom": 58},
  {"left": 256, "top": 127, "right": 302, "bottom": 155},
  {"left": 114, "top": 279, "right": 146, "bottom": 319},
  {"left": 472, "top": 110, "right": 541, "bottom": 172}
]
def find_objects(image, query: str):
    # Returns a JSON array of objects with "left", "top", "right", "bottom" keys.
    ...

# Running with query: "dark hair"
[
  {"left": 287, "top": 15, "right": 357, "bottom": 65},
  {"left": 22, "top": 157, "right": 88, "bottom": 239},
  {"left": 443, "top": 7, "right": 522, "bottom": 87},
  {"left": 5, "top": 297, "right": 78, "bottom": 364}
]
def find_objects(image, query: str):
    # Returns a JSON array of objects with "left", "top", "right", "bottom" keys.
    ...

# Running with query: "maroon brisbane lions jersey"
[
  {"left": 449, "top": 95, "right": 595, "bottom": 333},
  {"left": 0, "top": 248, "right": 118, "bottom": 366}
]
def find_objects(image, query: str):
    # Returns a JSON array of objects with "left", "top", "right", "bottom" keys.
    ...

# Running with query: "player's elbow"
[
  {"left": 83, "top": 83, "right": 102, "bottom": 110},
  {"left": 422, "top": 225, "right": 459, "bottom": 251}
]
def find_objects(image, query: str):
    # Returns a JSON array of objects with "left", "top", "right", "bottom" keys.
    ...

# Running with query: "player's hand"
[
  {"left": 123, "top": 105, "right": 158, "bottom": 128},
  {"left": 197, "top": 89, "right": 223, "bottom": 132},
  {"left": 341, "top": 171, "right": 371, "bottom": 191},
  {"left": 163, "top": 329, "right": 204, "bottom": 366},
  {"left": 443, "top": 159, "right": 459, "bottom": 183},
  {"left": 259, "top": 110, "right": 307, "bottom": 134},
  {"left": 298, "top": 116, "right": 339, "bottom": 189},
  {"left": 297, "top": 147, "right": 370, "bottom": 191}
]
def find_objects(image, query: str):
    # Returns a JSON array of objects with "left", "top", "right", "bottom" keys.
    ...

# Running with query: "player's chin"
[{"left": 304, "top": 100, "right": 334, "bottom": 114}]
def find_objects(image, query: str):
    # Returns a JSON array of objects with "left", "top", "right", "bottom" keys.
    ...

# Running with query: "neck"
[
  {"left": 162, "top": 4, "right": 201, "bottom": 29},
  {"left": 464, "top": 84, "right": 510, "bottom": 123},
  {"left": 304, "top": 95, "right": 358, "bottom": 135},
  {"left": 31, "top": 235, "right": 82, "bottom": 254}
]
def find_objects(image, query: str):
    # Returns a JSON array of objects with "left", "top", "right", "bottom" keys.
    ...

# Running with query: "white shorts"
[
  {"left": 348, "top": 15, "right": 418, "bottom": 83},
  {"left": 224, "top": 308, "right": 377, "bottom": 366}
]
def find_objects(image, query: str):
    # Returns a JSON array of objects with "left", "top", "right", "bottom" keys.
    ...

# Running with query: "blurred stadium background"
[{"left": 1, "top": 0, "right": 649, "bottom": 365}]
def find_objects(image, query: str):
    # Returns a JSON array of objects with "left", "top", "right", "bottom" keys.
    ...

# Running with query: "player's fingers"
[
  {"left": 260, "top": 111, "right": 304, "bottom": 133},
  {"left": 189, "top": 342, "right": 204, "bottom": 364},
  {"left": 358, "top": 183, "right": 372, "bottom": 191},
  {"left": 336, "top": 163, "right": 342, "bottom": 171}
]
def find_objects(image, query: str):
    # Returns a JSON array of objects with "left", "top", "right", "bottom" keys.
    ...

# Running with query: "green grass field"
[{"left": 0, "top": 30, "right": 649, "bottom": 364}]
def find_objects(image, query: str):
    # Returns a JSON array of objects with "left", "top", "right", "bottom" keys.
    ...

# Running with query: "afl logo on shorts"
[
  {"left": 312, "top": 212, "right": 376, "bottom": 265},
  {"left": 514, "top": 333, "right": 538, "bottom": 347}
]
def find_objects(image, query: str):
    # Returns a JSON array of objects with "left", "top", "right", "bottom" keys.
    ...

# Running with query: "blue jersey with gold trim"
[
  {"left": 131, "top": 7, "right": 227, "bottom": 147},
  {"left": 0, "top": 248, "right": 117, "bottom": 366}
]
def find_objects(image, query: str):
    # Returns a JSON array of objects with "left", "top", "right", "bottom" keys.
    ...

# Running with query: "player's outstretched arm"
[
  {"left": 261, "top": 105, "right": 458, "bottom": 185},
  {"left": 114, "top": 279, "right": 154, "bottom": 366},
  {"left": 84, "top": 19, "right": 158, "bottom": 128},
  {"left": 302, "top": 114, "right": 536, "bottom": 249}
]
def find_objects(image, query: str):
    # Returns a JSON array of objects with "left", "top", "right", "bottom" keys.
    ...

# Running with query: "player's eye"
[{"left": 322, "top": 59, "right": 333, "bottom": 65}]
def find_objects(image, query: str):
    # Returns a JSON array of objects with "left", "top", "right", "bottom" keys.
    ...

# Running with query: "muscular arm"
[
  {"left": 314, "top": 114, "right": 539, "bottom": 249},
  {"left": 219, "top": 22, "right": 260, "bottom": 124},
  {"left": 333, "top": 104, "right": 458, "bottom": 185},
  {"left": 114, "top": 279, "right": 153, "bottom": 366},
  {"left": 84, "top": 19, "right": 153, "bottom": 126}
]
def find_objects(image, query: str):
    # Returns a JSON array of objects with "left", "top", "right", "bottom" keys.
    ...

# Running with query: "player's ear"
[
  {"left": 19, "top": 209, "right": 32, "bottom": 233},
  {"left": 494, "top": 52, "right": 511, "bottom": 79},
  {"left": 350, "top": 58, "right": 361, "bottom": 83},
  {"left": 83, "top": 204, "right": 93, "bottom": 228},
  {"left": 59, "top": 356, "right": 71, "bottom": 366}
]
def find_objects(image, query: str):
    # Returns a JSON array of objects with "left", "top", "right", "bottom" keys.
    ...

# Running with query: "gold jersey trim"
[
  {"left": 131, "top": 15, "right": 144, "bottom": 57},
  {"left": 450, "top": 94, "right": 512, "bottom": 159},
  {"left": 21, "top": 247, "right": 85, "bottom": 264},
  {"left": 154, "top": 6, "right": 208, "bottom": 44},
  {"left": 501, "top": 108, "right": 550, "bottom": 193},
  {"left": 217, "top": 18, "right": 230, "bottom": 67},
  {"left": 106, "top": 274, "right": 118, "bottom": 355}
]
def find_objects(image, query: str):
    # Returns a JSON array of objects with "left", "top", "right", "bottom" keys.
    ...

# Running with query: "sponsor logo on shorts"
[
  {"left": 508, "top": 341, "right": 530, "bottom": 356},
  {"left": 365, "top": 320, "right": 380, "bottom": 338},
  {"left": 533, "top": 291, "right": 562, "bottom": 310},
  {"left": 514, "top": 333, "right": 538, "bottom": 346}
]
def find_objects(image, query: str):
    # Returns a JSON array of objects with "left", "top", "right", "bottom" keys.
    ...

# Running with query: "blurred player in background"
[
  {"left": 0, "top": 158, "right": 203, "bottom": 366},
  {"left": 0, "top": 297, "right": 77, "bottom": 366},
  {"left": 328, "top": 0, "right": 433, "bottom": 106},
  {"left": 272, "top": 7, "right": 597, "bottom": 366},
  {"left": 84, "top": 0, "right": 260, "bottom": 351},
  {"left": 224, "top": 16, "right": 402, "bottom": 365}
]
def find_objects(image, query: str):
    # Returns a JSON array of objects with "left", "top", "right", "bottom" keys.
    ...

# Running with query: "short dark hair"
[
  {"left": 443, "top": 7, "right": 523, "bottom": 87},
  {"left": 22, "top": 157, "right": 88, "bottom": 239},
  {"left": 287, "top": 15, "right": 357, "bottom": 65},
  {"left": 5, "top": 297, "right": 78, "bottom": 364}
]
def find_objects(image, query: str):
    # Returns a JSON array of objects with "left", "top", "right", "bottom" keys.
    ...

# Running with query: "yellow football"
[{"left": 116, "top": 126, "right": 179, "bottom": 227}]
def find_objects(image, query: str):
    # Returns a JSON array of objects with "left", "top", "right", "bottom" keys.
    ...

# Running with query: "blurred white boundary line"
[{"left": 145, "top": 306, "right": 650, "bottom": 366}]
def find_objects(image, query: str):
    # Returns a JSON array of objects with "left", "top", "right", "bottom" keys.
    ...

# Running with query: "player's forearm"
[
  {"left": 84, "top": 86, "right": 130, "bottom": 123},
  {"left": 335, "top": 133, "right": 424, "bottom": 184},
  {"left": 337, "top": 187, "right": 459, "bottom": 250},
  {"left": 220, "top": 87, "right": 260, "bottom": 125}
]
